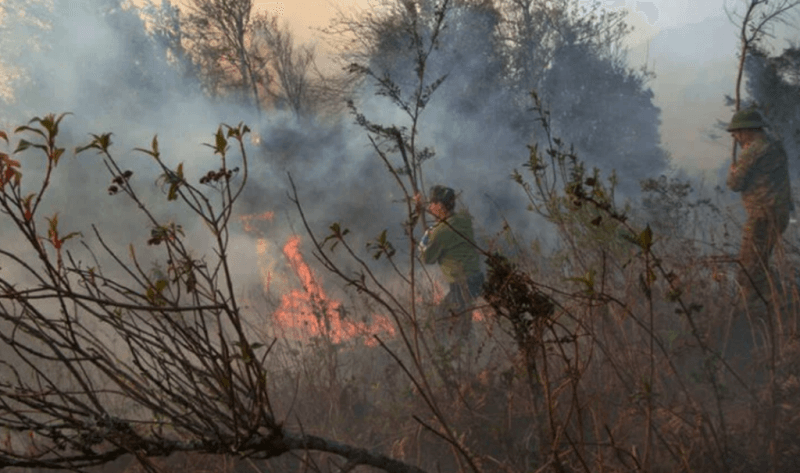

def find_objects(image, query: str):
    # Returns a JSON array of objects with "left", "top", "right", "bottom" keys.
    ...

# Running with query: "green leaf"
[
  {"left": 215, "top": 127, "right": 227, "bottom": 154},
  {"left": 14, "top": 125, "right": 46, "bottom": 140},
  {"left": 13, "top": 139, "right": 31, "bottom": 154},
  {"left": 39, "top": 114, "right": 55, "bottom": 135},
  {"left": 61, "top": 231, "right": 82, "bottom": 243},
  {"left": 76, "top": 133, "right": 113, "bottom": 155},
  {"left": 155, "top": 279, "right": 168, "bottom": 293},
  {"left": 53, "top": 112, "right": 72, "bottom": 133},
  {"left": 146, "top": 287, "right": 156, "bottom": 304},
  {"left": 134, "top": 135, "right": 161, "bottom": 159},
  {"left": 51, "top": 148, "right": 65, "bottom": 166},
  {"left": 639, "top": 224, "right": 653, "bottom": 252},
  {"left": 98, "top": 133, "right": 112, "bottom": 151},
  {"left": 46, "top": 213, "right": 59, "bottom": 236}
]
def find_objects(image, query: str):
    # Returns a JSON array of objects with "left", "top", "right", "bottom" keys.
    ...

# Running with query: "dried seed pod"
[
  {"left": 108, "top": 185, "right": 119, "bottom": 195},
  {"left": 123, "top": 170, "right": 133, "bottom": 178}
]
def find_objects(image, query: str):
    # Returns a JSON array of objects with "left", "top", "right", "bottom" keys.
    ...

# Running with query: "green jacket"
[
  {"left": 419, "top": 211, "right": 481, "bottom": 283},
  {"left": 727, "top": 134, "right": 794, "bottom": 214}
]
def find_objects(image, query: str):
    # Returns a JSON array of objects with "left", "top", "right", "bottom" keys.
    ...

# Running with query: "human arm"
[{"left": 418, "top": 225, "right": 444, "bottom": 265}]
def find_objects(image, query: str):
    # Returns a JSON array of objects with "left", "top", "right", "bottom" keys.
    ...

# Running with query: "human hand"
[
  {"left": 413, "top": 192, "right": 423, "bottom": 211},
  {"left": 419, "top": 228, "right": 431, "bottom": 253}
]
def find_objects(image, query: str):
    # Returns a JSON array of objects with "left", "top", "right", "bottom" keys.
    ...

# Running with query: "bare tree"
[
  {"left": 496, "top": 0, "right": 632, "bottom": 105},
  {"left": 726, "top": 0, "right": 800, "bottom": 162},
  {"left": 181, "top": 0, "right": 269, "bottom": 116},
  {"left": 0, "top": 113, "right": 429, "bottom": 473},
  {"left": 246, "top": 15, "right": 313, "bottom": 117},
  {"left": 140, "top": 0, "right": 205, "bottom": 95}
]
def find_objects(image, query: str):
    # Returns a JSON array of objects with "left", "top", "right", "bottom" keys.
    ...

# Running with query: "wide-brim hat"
[{"left": 727, "top": 108, "right": 768, "bottom": 131}]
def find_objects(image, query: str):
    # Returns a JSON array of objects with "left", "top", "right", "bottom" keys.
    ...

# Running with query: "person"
[
  {"left": 415, "top": 185, "right": 484, "bottom": 339},
  {"left": 726, "top": 107, "right": 793, "bottom": 300}
]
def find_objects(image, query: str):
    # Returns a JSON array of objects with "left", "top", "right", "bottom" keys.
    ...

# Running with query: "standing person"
[
  {"left": 415, "top": 185, "right": 484, "bottom": 339},
  {"left": 726, "top": 107, "right": 794, "bottom": 300}
]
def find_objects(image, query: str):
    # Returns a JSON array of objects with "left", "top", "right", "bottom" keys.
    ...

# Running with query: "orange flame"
[
  {"left": 240, "top": 211, "right": 274, "bottom": 234},
  {"left": 273, "top": 236, "right": 395, "bottom": 346},
  {"left": 239, "top": 210, "right": 488, "bottom": 344}
]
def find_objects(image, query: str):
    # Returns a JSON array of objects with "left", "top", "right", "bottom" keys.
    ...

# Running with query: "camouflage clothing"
[
  {"left": 419, "top": 210, "right": 481, "bottom": 283},
  {"left": 727, "top": 134, "right": 793, "bottom": 293},
  {"left": 419, "top": 210, "right": 483, "bottom": 337}
]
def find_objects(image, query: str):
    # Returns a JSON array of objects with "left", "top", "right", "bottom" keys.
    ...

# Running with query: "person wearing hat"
[
  {"left": 414, "top": 185, "right": 484, "bottom": 339},
  {"left": 726, "top": 107, "right": 793, "bottom": 298}
]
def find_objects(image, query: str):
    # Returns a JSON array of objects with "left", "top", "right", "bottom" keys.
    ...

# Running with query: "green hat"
[
  {"left": 727, "top": 108, "right": 768, "bottom": 131},
  {"left": 429, "top": 185, "right": 455, "bottom": 208}
]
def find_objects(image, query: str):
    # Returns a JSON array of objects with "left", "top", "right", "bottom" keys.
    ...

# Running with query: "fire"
[
  {"left": 273, "top": 236, "right": 395, "bottom": 346},
  {"left": 240, "top": 211, "right": 274, "bottom": 233},
  {"left": 241, "top": 211, "right": 395, "bottom": 346},
  {"left": 240, "top": 210, "right": 483, "bottom": 345}
]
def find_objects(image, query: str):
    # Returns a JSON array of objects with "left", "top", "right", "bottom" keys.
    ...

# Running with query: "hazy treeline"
[{"left": 1, "top": 0, "right": 800, "bottom": 471}]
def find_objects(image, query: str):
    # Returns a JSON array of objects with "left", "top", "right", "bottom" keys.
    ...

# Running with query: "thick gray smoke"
[
  {"left": 0, "top": 0, "right": 280, "bottom": 298},
  {"left": 348, "top": 0, "right": 670, "bottom": 239},
  {"left": 0, "top": 0, "right": 673, "bottom": 312}
]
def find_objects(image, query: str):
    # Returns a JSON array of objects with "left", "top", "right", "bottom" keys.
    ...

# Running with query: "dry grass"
[{"left": 142, "top": 221, "right": 798, "bottom": 473}]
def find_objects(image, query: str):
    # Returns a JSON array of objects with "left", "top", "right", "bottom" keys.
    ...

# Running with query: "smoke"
[
  {"left": 0, "top": 0, "right": 678, "bottom": 326},
  {"left": 0, "top": 0, "right": 268, "bottom": 300}
]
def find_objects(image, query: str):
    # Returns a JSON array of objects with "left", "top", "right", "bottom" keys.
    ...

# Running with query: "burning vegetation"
[{"left": 1, "top": 0, "right": 800, "bottom": 472}]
